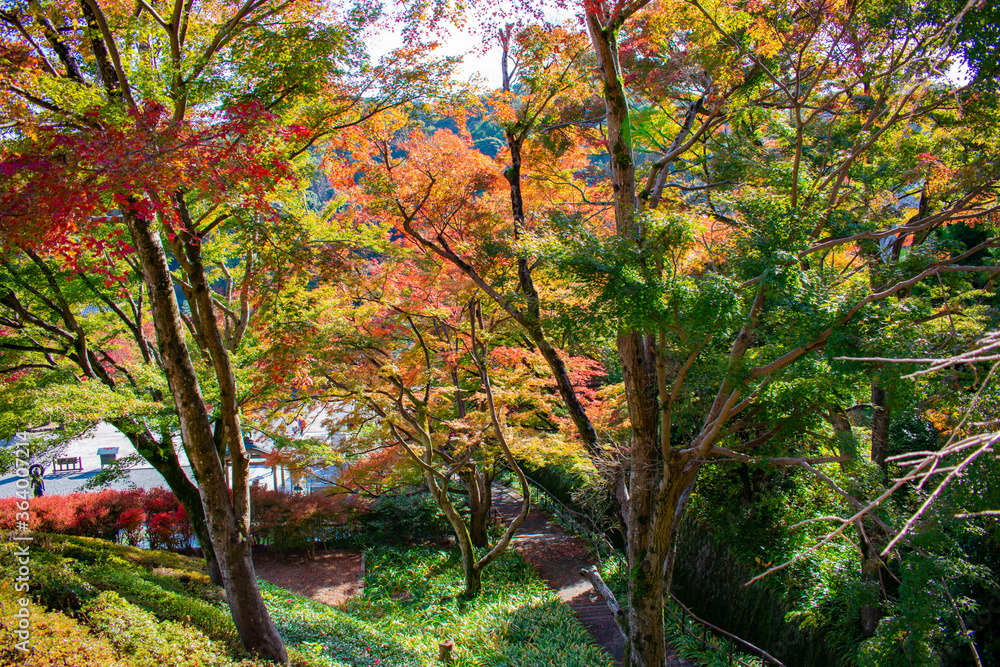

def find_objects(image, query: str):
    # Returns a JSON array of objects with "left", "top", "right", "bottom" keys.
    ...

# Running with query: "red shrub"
[
  {"left": 146, "top": 511, "right": 178, "bottom": 549},
  {"left": 249, "top": 486, "right": 355, "bottom": 547},
  {"left": 30, "top": 495, "right": 76, "bottom": 534},
  {"left": 116, "top": 507, "right": 146, "bottom": 546},
  {"left": 71, "top": 490, "right": 121, "bottom": 541},
  {"left": 2, "top": 484, "right": 356, "bottom": 550},
  {"left": 141, "top": 487, "right": 178, "bottom": 516}
]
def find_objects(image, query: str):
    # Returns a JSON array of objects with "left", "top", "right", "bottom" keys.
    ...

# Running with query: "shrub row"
[
  {"left": 0, "top": 488, "right": 191, "bottom": 549},
  {"left": 0, "top": 487, "right": 356, "bottom": 550},
  {"left": 0, "top": 535, "right": 277, "bottom": 667}
]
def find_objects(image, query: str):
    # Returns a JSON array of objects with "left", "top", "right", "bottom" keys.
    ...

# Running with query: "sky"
[{"left": 363, "top": 1, "right": 581, "bottom": 88}]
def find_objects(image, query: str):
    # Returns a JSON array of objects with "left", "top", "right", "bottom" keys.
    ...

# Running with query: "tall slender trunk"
[
  {"left": 492, "top": 36, "right": 600, "bottom": 452},
  {"left": 116, "top": 422, "right": 223, "bottom": 584},
  {"left": 421, "top": 429, "right": 481, "bottom": 596},
  {"left": 871, "top": 383, "right": 890, "bottom": 471},
  {"left": 505, "top": 144, "right": 599, "bottom": 449},
  {"left": 465, "top": 464, "right": 493, "bottom": 548},
  {"left": 174, "top": 196, "right": 252, "bottom": 537},
  {"left": 124, "top": 208, "right": 287, "bottom": 663},
  {"left": 825, "top": 404, "right": 882, "bottom": 634}
]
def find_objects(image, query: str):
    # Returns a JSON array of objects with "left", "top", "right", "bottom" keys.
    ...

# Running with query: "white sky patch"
[
  {"left": 363, "top": 18, "right": 504, "bottom": 87},
  {"left": 362, "top": 1, "right": 581, "bottom": 88}
]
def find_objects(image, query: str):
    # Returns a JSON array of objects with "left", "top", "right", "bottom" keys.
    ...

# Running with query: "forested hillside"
[{"left": 1, "top": 0, "right": 998, "bottom": 665}]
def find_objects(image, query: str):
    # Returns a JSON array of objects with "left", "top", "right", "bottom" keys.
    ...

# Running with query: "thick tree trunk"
[
  {"left": 619, "top": 335, "right": 672, "bottom": 666},
  {"left": 124, "top": 209, "right": 288, "bottom": 663},
  {"left": 174, "top": 198, "right": 253, "bottom": 538},
  {"left": 627, "top": 553, "right": 666, "bottom": 667},
  {"left": 586, "top": 11, "right": 696, "bottom": 665}
]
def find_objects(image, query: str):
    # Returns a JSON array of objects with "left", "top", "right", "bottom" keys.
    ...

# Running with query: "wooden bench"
[{"left": 54, "top": 457, "right": 83, "bottom": 472}]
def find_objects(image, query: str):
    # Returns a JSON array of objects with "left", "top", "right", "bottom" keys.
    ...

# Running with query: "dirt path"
[
  {"left": 492, "top": 485, "right": 697, "bottom": 667},
  {"left": 253, "top": 548, "right": 363, "bottom": 607}
]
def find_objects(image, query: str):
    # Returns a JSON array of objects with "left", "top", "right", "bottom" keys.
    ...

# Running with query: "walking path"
[{"left": 491, "top": 485, "right": 696, "bottom": 667}]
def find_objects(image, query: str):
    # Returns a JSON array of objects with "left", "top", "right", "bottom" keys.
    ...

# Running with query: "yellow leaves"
[
  {"left": 643, "top": 207, "right": 736, "bottom": 276},
  {"left": 925, "top": 408, "right": 954, "bottom": 437},
  {"left": 507, "top": 431, "right": 596, "bottom": 479},
  {"left": 747, "top": 17, "right": 781, "bottom": 59}
]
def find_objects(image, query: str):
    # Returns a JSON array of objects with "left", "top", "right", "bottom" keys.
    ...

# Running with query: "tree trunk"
[
  {"left": 174, "top": 198, "right": 253, "bottom": 538},
  {"left": 425, "top": 464, "right": 481, "bottom": 596},
  {"left": 627, "top": 552, "right": 666, "bottom": 667},
  {"left": 124, "top": 208, "right": 288, "bottom": 663},
  {"left": 586, "top": 10, "right": 698, "bottom": 665},
  {"left": 856, "top": 520, "right": 882, "bottom": 635},
  {"left": 119, "top": 423, "right": 223, "bottom": 585},
  {"left": 465, "top": 465, "right": 492, "bottom": 548},
  {"left": 871, "top": 383, "right": 890, "bottom": 471},
  {"left": 504, "top": 139, "right": 599, "bottom": 450}
]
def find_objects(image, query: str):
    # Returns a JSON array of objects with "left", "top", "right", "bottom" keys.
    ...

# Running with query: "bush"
[
  {"left": 0, "top": 534, "right": 304, "bottom": 667},
  {"left": 0, "top": 487, "right": 355, "bottom": 550},
  {"left": 250, "top": 487, "right": 356, "bottom": 549},
  {"left": 0, "top": 489, "right": 147, "bottom": 543},
  {"left": 135, "top": 487, "right": 197, "bottom": 550},
  {"left": 348, "top": 491, "right": 456, "bottom": 545},
  {"left": 29, "top": 561, "right": 99, "bottom": 613},
  {"left": 332, "top": 546, "right": 617, "bottom": 667},
  {"left": 0, "top": 586, "right": 126, "bottom": 667},
  {"left": 83, "top": 590, "right": 235, "bottom": 667},
  {"left": 85, "top": 565, "right": 238, "bottom": 647}
]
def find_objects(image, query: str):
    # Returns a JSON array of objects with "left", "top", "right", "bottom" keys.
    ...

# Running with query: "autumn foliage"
[
  {"left": 0, "top": 487, "right": 355, "bottom": 549},
  {"left": 0, "top": 100, "right": 293, "bottom": 281}
]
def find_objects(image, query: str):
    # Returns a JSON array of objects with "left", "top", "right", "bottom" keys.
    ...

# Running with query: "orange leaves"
[{"left": 328, "top": 119, "right": 511, "bottom": 272}]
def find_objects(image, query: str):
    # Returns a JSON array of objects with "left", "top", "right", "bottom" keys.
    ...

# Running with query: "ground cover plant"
[{"left": 0, "top": 533, "right": 613, "bottom": 667}]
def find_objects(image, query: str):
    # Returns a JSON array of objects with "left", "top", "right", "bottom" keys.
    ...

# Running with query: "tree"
[
  {"left": 278, "top": 248, "right": 533, "bottom": 597},
  {"left": 0, "top": 0, "right": 447, "bottom": 660},
  {"left": 0, "top": 242, "right": 225, "bottom": 584},
  {"left": 571, "top": 1, "right": 1000, "bottom": 664}
]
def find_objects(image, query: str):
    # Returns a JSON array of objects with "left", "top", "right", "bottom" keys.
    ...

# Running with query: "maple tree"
[
  {"left": 0, "top": 0, "right": 453, "bottom": 661},
  {"left": 262, "top": 245, "right": 536, "bottom": 596},
  {"left": 0, "top": 242, "right": 227, "bottom": 583},
  {"left": 571, "top": 0, "right": 1000, "bottom": 664},
  {"left": 3, "top": 0, "right": 999, "bottom": 663}
]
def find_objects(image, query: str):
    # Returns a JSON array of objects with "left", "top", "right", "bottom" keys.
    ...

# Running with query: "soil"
[{"left": 252, "top": 548, "right": 363, "bottom": 607}]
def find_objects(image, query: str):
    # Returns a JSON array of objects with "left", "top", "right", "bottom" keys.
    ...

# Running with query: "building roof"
[{"left": 0, "top": 407, "right": 344, "bottom": 498}]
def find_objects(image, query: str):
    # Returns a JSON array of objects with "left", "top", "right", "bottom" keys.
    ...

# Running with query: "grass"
[
  {"left": 262, "top": 545, "right": 616, "bottom": 666},
  {"left": 0, "top": 534, "right": 614, "bottom": 667}
]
